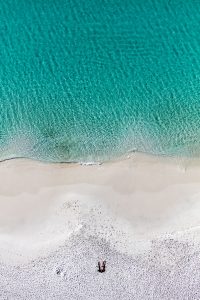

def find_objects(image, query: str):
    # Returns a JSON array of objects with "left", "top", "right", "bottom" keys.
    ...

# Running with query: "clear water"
[{"left": 1, "top": 0, "right": 200, "bottom": 162}]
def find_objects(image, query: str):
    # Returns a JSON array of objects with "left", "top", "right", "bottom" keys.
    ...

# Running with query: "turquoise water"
[{"left": 1, "top": 0, "right": 200, "bottom": 162}]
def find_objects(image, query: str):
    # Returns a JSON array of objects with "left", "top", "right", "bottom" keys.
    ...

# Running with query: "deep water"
[{"left": 1, "top": 0, "right": 200, "bottom": 162}]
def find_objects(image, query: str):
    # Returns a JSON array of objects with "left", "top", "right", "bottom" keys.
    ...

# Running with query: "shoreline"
[{"left": 1, "top": 149, "right": 200, "bottom": 166}]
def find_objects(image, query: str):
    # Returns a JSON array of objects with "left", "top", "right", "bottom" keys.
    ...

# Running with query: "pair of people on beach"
[{"left": 98, "top": 261, "right": 106, "bottom": 273}]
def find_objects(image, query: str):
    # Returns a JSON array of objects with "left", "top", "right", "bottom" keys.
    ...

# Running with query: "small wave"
[{"left": 80, "top": 162, "right": 102, "bottom": 166}]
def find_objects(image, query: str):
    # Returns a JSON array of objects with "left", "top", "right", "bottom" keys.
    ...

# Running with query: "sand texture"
[{"left": 1, "top": 154, "right": 200, "bottom": 299}]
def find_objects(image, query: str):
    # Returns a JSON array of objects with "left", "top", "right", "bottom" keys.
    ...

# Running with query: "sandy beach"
[{"left": 1, "top": 154, "right": 200, "bottom": 299}]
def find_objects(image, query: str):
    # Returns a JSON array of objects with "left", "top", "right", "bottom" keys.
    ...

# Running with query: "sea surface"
[{"left": 1, "top": 0, "right": 200, "bottom": 162}]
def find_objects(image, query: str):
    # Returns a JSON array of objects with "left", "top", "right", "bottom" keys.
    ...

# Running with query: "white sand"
[{"left": 1, "top": 154, "right": 200, "bottom": 299}]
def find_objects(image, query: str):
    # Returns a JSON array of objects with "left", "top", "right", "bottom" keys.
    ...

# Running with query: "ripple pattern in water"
[{"left": 1, "top": 0, "right": 200, "bottom": 162}]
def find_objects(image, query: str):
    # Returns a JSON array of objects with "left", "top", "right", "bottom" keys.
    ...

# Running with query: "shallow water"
[{"left": 1, "top": 0, "right": 200, "bottom": 162}]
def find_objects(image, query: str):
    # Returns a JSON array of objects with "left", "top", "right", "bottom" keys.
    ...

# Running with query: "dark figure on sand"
[{"left": 98, "top": 261, "right": 106, "bottom": 273}]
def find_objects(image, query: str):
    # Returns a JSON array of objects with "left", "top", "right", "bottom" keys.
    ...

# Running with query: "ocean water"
[{"left": 1, "top": 0, "right": 200, "bottom": 162}]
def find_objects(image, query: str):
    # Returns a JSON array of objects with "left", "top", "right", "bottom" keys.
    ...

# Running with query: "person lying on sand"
[{"left": 98, "top": 261, "right": 106, "bottom": 273}]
